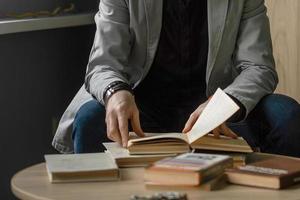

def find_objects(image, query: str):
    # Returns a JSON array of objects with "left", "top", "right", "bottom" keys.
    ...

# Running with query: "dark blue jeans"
[{"left": 72, "top": 94, "right": 300, "bottom": 157}]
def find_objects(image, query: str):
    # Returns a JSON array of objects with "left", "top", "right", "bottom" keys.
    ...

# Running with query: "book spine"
[
  {"left": 201, "top": 158, "right": 233, "bottom": 183},
  {"left": 280, "top": 172, "right": 300, "bottom": 188}
]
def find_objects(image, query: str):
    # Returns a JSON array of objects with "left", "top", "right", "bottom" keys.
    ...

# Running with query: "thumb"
[{"left": 182, "top": 112, "right": 199, "bottom": 133}]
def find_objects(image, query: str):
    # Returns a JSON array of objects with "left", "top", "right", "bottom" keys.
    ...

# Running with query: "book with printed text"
[
  {"left": 144, "top": 153, "right": 233, "bottom": 186},
  {"left": 225, "top": 156, "right": 300, "bottom": 189}
]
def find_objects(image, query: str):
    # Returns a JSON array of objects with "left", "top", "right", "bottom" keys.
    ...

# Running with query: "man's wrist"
[
  {"left": 227, "top": 94, "right": 246, "bottom": 122},
  {"left": 103, "top": 81, "right": 133, "bottom": 105}
]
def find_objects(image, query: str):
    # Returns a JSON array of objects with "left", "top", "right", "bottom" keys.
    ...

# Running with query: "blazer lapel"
[
  {"left": 143, "top": 0, "right": 163, "bottom": 68},
  {"left": 206, "top": 0, "right": 229, "bottom": 84}
]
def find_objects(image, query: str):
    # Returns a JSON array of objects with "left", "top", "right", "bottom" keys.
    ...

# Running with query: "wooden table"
[{"left": 11, "top": 161, "right": 300, "bottom": 200}]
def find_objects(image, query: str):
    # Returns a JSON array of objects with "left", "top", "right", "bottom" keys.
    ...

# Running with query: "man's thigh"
[
  {"left": 228, "top": 94, "right": 300, "bottom": 156},
  {"left": 72, "top": 99, "right": 109, "bottom": 152}
]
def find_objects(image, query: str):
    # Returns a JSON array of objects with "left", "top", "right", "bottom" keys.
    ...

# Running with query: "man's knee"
[
  {"left": 260, "top": 94, "right": 298, "bottom": 113},
  {"left": 247, "top": 94, "right": 300, "bottom": 155},
  {"left": 259, "top": 94, "right": 300, "bottom": 156},
  {"left": 257, "top": 94, "right": 299, "bottom": 125},
  {"left": 73, "top": 100, "right": 106, "bottom": 139},
  {"left": 72, "top": 100, "right": 108, "bottom": 153},
  {"left": 260, "top": 93, "right": 300, "bottom": 130}
]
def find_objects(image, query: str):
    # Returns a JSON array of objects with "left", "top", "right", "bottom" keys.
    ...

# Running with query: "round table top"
[{"left": 11, "top": 163, "right": 300, "bottom": 200}]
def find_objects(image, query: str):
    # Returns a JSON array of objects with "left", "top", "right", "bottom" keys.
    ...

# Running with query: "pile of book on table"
[
  {"left": 44, "top": 88, "right": 251, "bottom": 184},
  {"left": 103, "top": 134, "right": 251, "bottom": 168},
  {"left": 103, "top": 88, "right": 252, "bottom": 168},
  {"left": 44, "top": 150, "right": 300, "bottom": 191},
  {"left": 43, "top": 88, "right": 300, "bottom": 191}
]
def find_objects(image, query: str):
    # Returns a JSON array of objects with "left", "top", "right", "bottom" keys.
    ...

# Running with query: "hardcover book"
[
  {"left": 44, "top": 153, "right": 119, "bottom": 183},
  {"left": 225, "top": 156, "right": 300, "bottom": 189},
  {"left": 144, "top": 153, "right": 233, "bottom": 186}
]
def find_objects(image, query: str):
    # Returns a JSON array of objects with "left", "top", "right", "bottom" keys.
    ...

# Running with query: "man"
[{"left": 53, "top": 0, "right": 300, "bottom": 157}]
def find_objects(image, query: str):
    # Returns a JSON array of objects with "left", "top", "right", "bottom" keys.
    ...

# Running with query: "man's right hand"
[{"left": 105, "top": 90, "right": 144, "bottom": 147}]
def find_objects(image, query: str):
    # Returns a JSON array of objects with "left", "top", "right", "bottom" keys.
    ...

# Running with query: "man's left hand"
[{"left": 182, "top": 99, "right": 238, "bottom": 139}]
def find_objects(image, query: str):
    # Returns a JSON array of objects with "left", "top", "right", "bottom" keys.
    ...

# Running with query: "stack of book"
[
  {"left": 144, "top": 153, "right": 233, "bottom": 187},
  {"left": 104, "top": 133, "right": 251, "bottom": 168},
  {"left": 104, "top": 89, "right": 252, "bottom": 168},
  {"left": 103, "top": 142, "right": 176, "bottom": 167},
  {"left": 43, "top": 89, "right": 300, "bottom": 192},
  {"left": 44, "top": 89, "right": 252, "bottom": 187}
]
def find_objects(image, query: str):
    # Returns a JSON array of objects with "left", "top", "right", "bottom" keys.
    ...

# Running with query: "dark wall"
[
  {"left": 0, "top": 25, "right": 95, "bottom": 199},
  {"left": 0, "top": 0, "right": 99, "bottom": 17}
]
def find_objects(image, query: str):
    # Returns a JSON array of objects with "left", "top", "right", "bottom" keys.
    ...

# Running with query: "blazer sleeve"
[
  {"left": 85, "top": 0, "right": 132, "bottom": 104},
  {"left": 224, "top": 0, "right": 278, "bottom": 118}
]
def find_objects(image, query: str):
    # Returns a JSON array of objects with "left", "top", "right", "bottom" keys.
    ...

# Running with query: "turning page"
[{"left": 187, "top": 88, "right": 240, "bottom": 144}]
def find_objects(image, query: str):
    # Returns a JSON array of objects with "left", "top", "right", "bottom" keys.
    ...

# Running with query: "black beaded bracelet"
[{"left": 103, "top": 81, "right": 133, "bottom": 105}]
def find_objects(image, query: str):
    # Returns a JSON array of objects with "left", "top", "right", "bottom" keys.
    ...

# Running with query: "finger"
[
  {"left": 131, "top": 110, "right": 144, "bottom": 137},
  {"left": 182, "top": 112, "right": 199, "bottom": 133},
  {"left": 220, "top": 124, "right": 238, "bottom": 139},
  {"left": 106, "top": 114, "right": 122, "bottom": 145},
  {"left": 117, "top": 115, "right": 129, "bottom": 148},
  {"left": 228, "top": 129, "right": 238, "bottom": 139},
  {"left": 212, "top": 128, "right": 221, "bottom": 139}
]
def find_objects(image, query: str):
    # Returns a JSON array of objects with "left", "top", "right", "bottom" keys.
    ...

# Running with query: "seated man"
[{"left": 52, "top": 0, "right": 300, "bottom": 157}]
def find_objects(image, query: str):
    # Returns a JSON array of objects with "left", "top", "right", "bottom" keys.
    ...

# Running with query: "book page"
[
  {"left": 104, "top": 142, "right": 176, "bottom": 158},
  {"left": 128, "top": 132, "right": 189, "bottom": 145},
  {"left": 187, "top": 88, "right": 240, "bottom": 144},
  {"left": 103, "top": 142, "right": 132, "bottom": 158}
]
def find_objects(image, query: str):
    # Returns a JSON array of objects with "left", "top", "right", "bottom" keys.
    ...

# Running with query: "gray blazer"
[{"left": 52, "top": 0, "right": 278, "bottom": 153}]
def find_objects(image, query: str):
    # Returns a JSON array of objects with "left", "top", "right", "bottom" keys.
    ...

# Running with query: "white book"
[{"left": 44, "top": 153, "right": 119, "bottom": 183}]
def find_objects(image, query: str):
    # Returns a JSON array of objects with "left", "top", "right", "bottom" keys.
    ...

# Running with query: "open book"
[{"left": 127, "top": 88, "right": 253, "bottom": 154}]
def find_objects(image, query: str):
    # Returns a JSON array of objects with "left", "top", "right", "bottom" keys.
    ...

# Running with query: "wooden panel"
[{"left": 265, "top": 0, "right": 300, "bottom": 102}]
